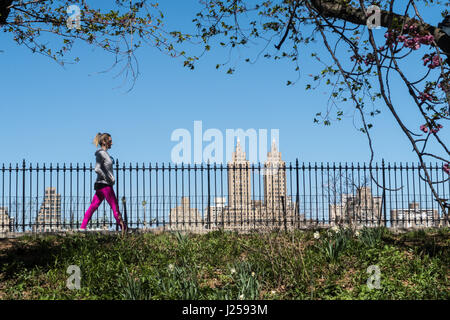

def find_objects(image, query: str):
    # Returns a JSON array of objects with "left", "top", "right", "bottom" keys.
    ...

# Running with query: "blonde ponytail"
[
  {"left": 93, "top": 132, "right": 102, "bottom": 148},
  {"left": 93, "top": 132, "right": 111, "bottom": 148}
]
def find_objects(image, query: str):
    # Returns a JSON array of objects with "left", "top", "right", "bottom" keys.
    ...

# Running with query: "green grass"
[{"left": 0, "top": 227, "right": 448, "bottom": 300}]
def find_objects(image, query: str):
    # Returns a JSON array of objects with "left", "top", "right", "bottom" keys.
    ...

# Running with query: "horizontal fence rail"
[{"left": 0, "top": 160, "right": 448, "bottom": 236}]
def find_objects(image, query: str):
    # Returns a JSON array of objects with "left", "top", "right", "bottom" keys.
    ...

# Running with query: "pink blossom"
[
  {"left": 422, "top": 53, "right": 442, "bottom": 69},
  {"left": 384, "top": 24, "right": 435, "bottom": 54},
  {"left": 420, "top": 124, "right": 428, "bottom": 133},
  {"left": 444, "top": 163, "right": 450, "bottom": 175},
  {"left": 418, "top": 34, "right": 434, "bottom": 45},
  {"left": 350, "top": 54, "right": 363, "bottom": 64},
  {"left": 438, "top": 82, "right": 449, "bottom": 92},
  {"left": 404, "top": 38, "right": 421, "bottom": 50},
  {"left": 429, "top": 55, "right": 442, "bottom": 69},
  {"left": 419, "top": 92, "right": 433, "bottom": 102},
  {"left": 432, "top": 124, "right": 443, "bottom": 133},
  {"left": 363, "top": 54, "right": 375, "bottom": 66},
  {"left": 429, "top": 123, "right": 443, "bottom": 134}
]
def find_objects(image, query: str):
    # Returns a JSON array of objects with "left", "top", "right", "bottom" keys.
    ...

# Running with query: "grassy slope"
[{"left": 0, "top": 227, "right": 448, "bottom": 300}]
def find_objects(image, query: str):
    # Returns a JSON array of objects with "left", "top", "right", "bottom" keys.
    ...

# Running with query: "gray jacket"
[{"left": 94, "top": 149, "right": 115, "bottom": 186}]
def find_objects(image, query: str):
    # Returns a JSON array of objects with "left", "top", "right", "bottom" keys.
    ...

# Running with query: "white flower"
[
  {"left": 251, "top": 272, "right": 255, "bottom": 277},
  {"left": 230, "top": 268, "right": 236, "bottom": 274},
  {"left": 271, "top": 290, "right": 276, "bottom": 294},
  {"left": 239, "top": 294, "right": 244, "bottom": 299},
  {"left": 168, "top": 264, "right": 174, "bottom": 271},
  {"left": 313, "top": 231, "right": 320, "bottom": 239},
  {"left": 331, "top": 226, "right": 339, "bottom": 233},
  {"left": 355, "top": 231, "right": 360, "bottom": 237}
]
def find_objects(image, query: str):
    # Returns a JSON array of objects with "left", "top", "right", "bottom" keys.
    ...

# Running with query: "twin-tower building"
[{"left": 169, "top": 139, "right": 299, "bottom": 231}]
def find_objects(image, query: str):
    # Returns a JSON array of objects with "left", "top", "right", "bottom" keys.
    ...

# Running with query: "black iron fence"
[{"left": 0, "top": 159, "right": 448, "bottom": 235}]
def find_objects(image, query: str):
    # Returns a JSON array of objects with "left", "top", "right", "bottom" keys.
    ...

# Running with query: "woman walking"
[{"left": 80, "top": 132, "right": 127, "bottom": 233}]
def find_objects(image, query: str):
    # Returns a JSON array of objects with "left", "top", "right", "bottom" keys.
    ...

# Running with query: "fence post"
[
  {"left": 382, "top": 159, "right": 387, "bottom": 226},
  {"left": 22, "top": 159, "right": 26, "bottom": 232},
  {"left": 161, "top": 163, "right": 164, "bottom": 231},
  {"left": 124, "top": 162, "right": 129, "bottom": 229},
  {"left": 207, "top": 161, "right": 211, "bottom": 230},
  {"left": 296, "top": 158, "right": 300, "bottom": 228},
  {"left": 281, "top": 195, "right": 287, "bottom": 232},
  {"left": 116, "top": 158, "right": 119, "bottom": 232}
]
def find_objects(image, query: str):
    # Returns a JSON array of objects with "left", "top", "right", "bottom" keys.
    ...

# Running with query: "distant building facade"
[
  {"left": 33, "top": 187, "right": 62, "bottom": 232},
  {"left": 390, "top": 202, "right": 439, "bottom": 228},
  {"left": 169, "top": 197, "right": 204, "bottom": 232},
  {"left": 227, "top": 138, "right": 252, "bottom": 215},
  {"left": 0, "top": 207, "right": 14, "bottom": 233},
  {"left": 205, "top": 197, "right": 226, "bottom": 228},
  {"left": 264, "top": 139, "right": 287, "bottom": 209},
  {"left": 329, "top": 186, "right": 383, "bottom": 227}
]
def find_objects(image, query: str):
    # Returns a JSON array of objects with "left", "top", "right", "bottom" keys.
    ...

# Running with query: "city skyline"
[{"left": 0, "top": 141, "right": 447, "bottom": 233}]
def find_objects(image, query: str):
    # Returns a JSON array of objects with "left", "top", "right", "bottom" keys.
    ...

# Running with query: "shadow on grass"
[
  {"left": 382, "top": 231, "right": 449, "bottom": 258},
  {"left": 0, "top": 238, "right": 63, "bottom": 280},
  {"left": 0, "top": 233, "right": 122, "bottom": 281}
]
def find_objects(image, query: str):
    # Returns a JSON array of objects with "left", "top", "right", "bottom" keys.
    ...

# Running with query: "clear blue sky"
[{"left": 0, "top": 1, "right": 447, "bottom": 167}]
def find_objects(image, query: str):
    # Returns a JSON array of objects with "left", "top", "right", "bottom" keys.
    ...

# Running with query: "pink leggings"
[{"left": 81, "top": 186, "right": 122, "bottom": 229}]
